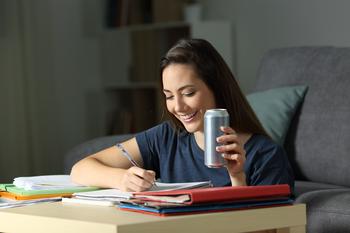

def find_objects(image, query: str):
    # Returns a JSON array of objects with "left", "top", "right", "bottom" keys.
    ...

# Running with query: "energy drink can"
[{"left": 204, "top": 109, "right": 229, "bottom": 168}]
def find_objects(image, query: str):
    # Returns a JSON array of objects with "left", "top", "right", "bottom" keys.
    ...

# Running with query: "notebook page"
[{"left": 73, "top": 181, "right": 212, "bottom": 199}]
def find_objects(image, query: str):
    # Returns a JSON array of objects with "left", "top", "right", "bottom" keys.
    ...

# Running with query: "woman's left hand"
[{"left": 216, "top": 126, "right": 247, "bottom": 185}]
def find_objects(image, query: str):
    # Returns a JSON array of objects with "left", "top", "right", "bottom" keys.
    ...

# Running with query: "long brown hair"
[{"left": 160, "top": 38, "right": 268, "bottom": 137}]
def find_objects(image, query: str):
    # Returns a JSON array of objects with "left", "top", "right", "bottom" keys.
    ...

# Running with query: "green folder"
[
  {"left": 0, "top": 184, "right": 13, "bottom": 191},
  {"left": 0, "top": 183, "right": 99, "bottom": 196}
]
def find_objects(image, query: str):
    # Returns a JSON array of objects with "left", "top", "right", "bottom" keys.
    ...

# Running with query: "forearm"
[
  {"left": 70, "top": 157, "right": 126, "bottom": 189},
  {"left": 229, "top": 171, "right": 247, "bottom": 186}
]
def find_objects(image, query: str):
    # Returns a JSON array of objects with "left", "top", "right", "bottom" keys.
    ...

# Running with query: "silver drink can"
[{"left": 204, "top": 109, "right": 229, "bottom": 168}]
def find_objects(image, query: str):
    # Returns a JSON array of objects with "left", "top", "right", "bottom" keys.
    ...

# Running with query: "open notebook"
[{"left": 70, "top": 181, "right": 212, "bottom": 203}]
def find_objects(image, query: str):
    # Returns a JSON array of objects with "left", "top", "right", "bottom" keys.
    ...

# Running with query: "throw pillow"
[{"left": 246, "top": 85, "right": 308, "bottom": 145}]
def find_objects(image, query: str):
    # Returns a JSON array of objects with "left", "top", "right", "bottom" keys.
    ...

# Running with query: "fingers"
[
  {"left": 222, "top": 153, "right": 245, "bottom": 163},
  {"left": 130, "top": 167, "right": 156, "bottom": 182},
  {"left": 216, "top": 143, "right": 244, "bottom": 155},
  {"left": 217, "top": 126, "right": 239, "bottom": 143},
  {"left": 216, "top": 126, "right": 243, "bottom": 155},
  {"left": 216, "top": 126, "right": 246, "bottom": 175},
  {"left": 220, "top": 126, "right": 236, "bottom": 134},
  {"left": 123, "top": 167, "right": 156, "bottom": 192}
]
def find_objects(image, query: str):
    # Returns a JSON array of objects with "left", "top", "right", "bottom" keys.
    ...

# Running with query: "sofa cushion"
[
  {"left": 254, "top": 46, "right": 350, "bottom": 187},
  {"left": 247, "top": 85, "right": 308, "bottom": 145},
  {"left": 295, "top": 189, "right": 350, "bottom": 233},
  {"left": 63, "top": 134, "right": 134, "bottom": 174},
  {"left": 295, "top": 180, "right": 347, "bottom": 197}
]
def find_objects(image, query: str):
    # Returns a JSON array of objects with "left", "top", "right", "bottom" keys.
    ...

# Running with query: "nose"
[{"left": 174, "top": 96, "right": 186, "bottom": 112}]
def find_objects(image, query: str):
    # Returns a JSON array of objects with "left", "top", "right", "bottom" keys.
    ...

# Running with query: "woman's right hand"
[{"left": 119, "top": 166, "right": 156, "bottom": 192}]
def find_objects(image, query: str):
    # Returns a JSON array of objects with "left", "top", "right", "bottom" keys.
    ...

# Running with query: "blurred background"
[{"left": 1, "top": 0, "right": 349, "bottom": 182}]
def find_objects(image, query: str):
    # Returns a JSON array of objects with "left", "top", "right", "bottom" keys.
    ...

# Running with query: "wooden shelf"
[
  {"left": 104, "top": 82, "right": 159, "bottom": 90},
  {"left": 105, "top": 21, "right": 189, "bottom": 33}
]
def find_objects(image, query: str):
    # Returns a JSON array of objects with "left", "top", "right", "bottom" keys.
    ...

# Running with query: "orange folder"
[{"left": 0, "top": 191, "right": 72, "bottom": 200}]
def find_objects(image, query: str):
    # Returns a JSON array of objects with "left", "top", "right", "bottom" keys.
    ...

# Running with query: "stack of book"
[
  {"left": 0, "top": 175, "right": 98, "bottom": 208},
  {"left": 118, "top": 184, "right": 293, "bottom": 216},
  {"left": 63, "top": 181, "right": 212, "bottom": 206}
]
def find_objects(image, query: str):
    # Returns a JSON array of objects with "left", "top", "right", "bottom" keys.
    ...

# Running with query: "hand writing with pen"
[{"left": 116, "top": 144, "right": 157, "bottom": 192}]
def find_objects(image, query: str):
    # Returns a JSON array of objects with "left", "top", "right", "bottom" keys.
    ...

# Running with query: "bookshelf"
[
  {"left": 99, "top": 23, "right": 189, "bottom": 135},
  {"left": 97, "top": 1, "right": 233, "bottom": 135}
]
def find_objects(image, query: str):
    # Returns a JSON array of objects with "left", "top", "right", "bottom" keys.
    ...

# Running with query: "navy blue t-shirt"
[{"left": 136, "top": 121, "right": 294, "bottom": 190}]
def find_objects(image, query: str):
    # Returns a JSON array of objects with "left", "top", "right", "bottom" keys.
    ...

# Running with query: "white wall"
[
  {"left": 49, "top": 0, "right": 103, "bottom": 156},
  {"left": 25, "top": 0, "right": 103, "bottom": 174},
  {"left": 201, "top": 0, "right": 350, "bottom": 93},
  {"left": 0, "top": 0, "right": 103, "bottom": 180},
  {"left": 0, "top": 0, "right": 31, "bottom": 181}
]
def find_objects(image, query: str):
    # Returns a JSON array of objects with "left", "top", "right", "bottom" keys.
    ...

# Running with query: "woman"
[{"left": 71, "top": 38, "right": 294, "bottom": 192}]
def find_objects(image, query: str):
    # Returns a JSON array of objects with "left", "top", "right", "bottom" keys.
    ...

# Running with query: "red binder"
[{"left": 133, "top": 184, "right": 291, "bottom": 205}]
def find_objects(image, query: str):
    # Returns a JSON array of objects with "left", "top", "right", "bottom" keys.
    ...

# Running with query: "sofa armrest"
[{"left": 63, "top": 134, "right": 134, "bottom": 174}]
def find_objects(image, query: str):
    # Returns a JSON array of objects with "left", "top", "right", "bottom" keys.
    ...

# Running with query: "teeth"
[{"left": 180, "top": 112, "right": 196, "bottom": 120}]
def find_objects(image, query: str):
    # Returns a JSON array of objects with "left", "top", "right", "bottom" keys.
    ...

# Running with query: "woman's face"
[{"left": 162, "top": 64, "right": 216, "bottom": 133}]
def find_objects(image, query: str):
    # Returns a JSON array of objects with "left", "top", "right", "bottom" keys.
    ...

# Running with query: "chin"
[{"left": 183, "top": 122, "right": 202, "bottom": 133}]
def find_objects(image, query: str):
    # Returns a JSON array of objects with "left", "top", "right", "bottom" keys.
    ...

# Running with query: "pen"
[
  {"left": 116, "top": 143, "right": 141, "bottom": 168},
  {"left": 116, "top": 143, "right": 157, "bottom": 187}
]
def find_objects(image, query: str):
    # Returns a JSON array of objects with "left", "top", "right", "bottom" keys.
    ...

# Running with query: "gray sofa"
[
  {"left": 64, "top": 46, "right": 350, "bottom": 233},
  {"left": 254, "top": 46, "right": 350, "bottom": 233}
]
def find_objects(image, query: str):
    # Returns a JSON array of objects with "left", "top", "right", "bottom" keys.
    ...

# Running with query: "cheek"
[
  {"left": 165, "top": 101, "right": 173, "bottom": 113},
  {"left": 194, "top": 94, "right": 208, "bottom": 107},
  {"left": 203, "top": 93, "right": 216, "bottom": 108}
]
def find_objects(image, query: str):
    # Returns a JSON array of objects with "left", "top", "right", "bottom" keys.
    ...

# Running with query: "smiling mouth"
[{"left": 179, "top": 111, "right": 198, "bottom": 122}]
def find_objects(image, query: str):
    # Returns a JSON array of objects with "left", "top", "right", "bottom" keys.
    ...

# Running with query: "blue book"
[{"left": 119, "top": 198, "right": 294, "bottom": 216}]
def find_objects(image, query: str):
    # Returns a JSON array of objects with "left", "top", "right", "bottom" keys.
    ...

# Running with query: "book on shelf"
[
  {"left": 152, "top": 0, "right": 186, "bottom": 23},
  {"left": 105, "top": 0, "right": 153, "bottom": 28}
]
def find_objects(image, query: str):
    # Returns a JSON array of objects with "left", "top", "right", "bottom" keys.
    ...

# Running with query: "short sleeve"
[
  {"left": 135, "top": 122, "right": 175, "bottom": 178},
  {"left": 245, "top": 137, "right": 295, "bottom": 193}
]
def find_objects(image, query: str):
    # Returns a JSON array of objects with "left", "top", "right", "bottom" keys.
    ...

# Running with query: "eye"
[
  {"left": 165, "top": 95, "right": 174, "bottom": 100},
  {"left": 183, "top": 91, "right": 195, "bottom": 97}
]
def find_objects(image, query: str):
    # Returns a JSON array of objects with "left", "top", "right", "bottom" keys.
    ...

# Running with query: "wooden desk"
[{"left": 0, "top": 202, "right": 306, "bottom": 233}]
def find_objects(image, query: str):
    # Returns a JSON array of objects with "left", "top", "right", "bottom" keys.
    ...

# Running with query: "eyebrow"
[{"left": 163, "top": 84, "right": 195, "bottom": 93}]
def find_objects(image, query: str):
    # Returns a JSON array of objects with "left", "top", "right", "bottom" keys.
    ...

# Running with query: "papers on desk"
[
  {"left": 62, "top": 197, "right": 117, "bottom": 207},
  {"left": 0, "top": 175, "right": 100, "bottom": 209},
  {"left": 13, "top": 175, "right": 84, "bottom": 190},
  {"left": 0, "top": 175, "right": 99, "bottom": 201},
  {"left": 0, "top": 197, "right": 62, "bottom": 209},
  {"left": 64, "top": 181, "right": 212, "bottom": 206},
  {"left": 148, "top": 181, "right": 212, "bottom": 191},
  {"left": 73, "top": 188, "right": 134, "bottom": 200},
  {"left": 74, "top": 180, "right": 211, "bottom": 199}
]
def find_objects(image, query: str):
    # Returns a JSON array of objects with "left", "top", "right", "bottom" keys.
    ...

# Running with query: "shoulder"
[
  {"left": 246, "top": 134, "right": 284, "bottom": 154},
  {"left": 245, "top": 134, "right": 287, "bottom": 163},
  {"left": 135, "top": 121, "right": 177, "bottom": 144},
  {"left": 139, "top": 121, "right": 173, "bottom": 134}
]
